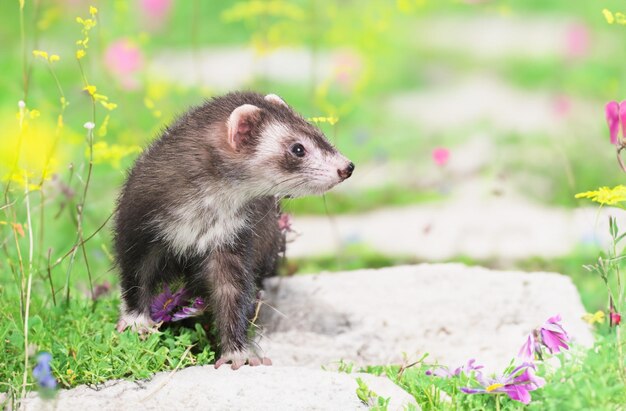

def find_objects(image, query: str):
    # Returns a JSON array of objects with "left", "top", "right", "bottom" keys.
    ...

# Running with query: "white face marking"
[{"left": 250, "top": 121, "right": 351, "bottom": 197}]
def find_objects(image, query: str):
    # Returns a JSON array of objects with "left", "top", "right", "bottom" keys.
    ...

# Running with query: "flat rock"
[
  {"left": 286, "top": 199, "right": 622, "bottom": 261},
  {"left": 148, "top": 47, "right": 360, "bottom": 91},
  {"left": 413, "top": 16, "right": 597, "bottom": 60},
  {"left": 258, "top": 264, "right": 593, "bottom": 371},
  {"left": 387, "top": 76, "right": 599, "bottom": 135},
  {"left": 20, "top": 366, "right": 416, "bottom": 411}
]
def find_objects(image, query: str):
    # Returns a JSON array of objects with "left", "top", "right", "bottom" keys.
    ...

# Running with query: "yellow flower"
[
  {"left": 0, "top": 111, "right": 74, "bottom": 189},
  {"left": 307, "top": 116, "right": 339, "bottom": 125},
  {"left": 32, "top": 50, "right": 49, "bottom": 60},
  {"left": 89, "top": 6, "right": 98, "bottom": 15},
  {"left": 49, "top": 54, "right": 60, "bottom": 63},
  {"left": 76, "top": 49, "right": 86, "bottom": 59},
  {"left": 604, "top": 9, "right": 616, "bottom": 24},
  {"left": 101, "top": 101, "right": 118, "bottom": 111},
  {"left": 221, "top": 1, "right": 305, "bottom": 22},
  {"left": 583, "top": 311, "right": 605, "bottom": 325},
  {"left": 83, "top": 85, "right": 97, "bottom": 96},
  {"left": 90, "top": 142, "right": 142, "bottom": 169},
  {"left": 29, "top": 109, "right": 40, "bottom": 119},
  {"left": 575, "top": 185, "right": 626, "bottom": 206},
  {"left": 144, "top": 97, "right": 155, "bottom": 110},
  {"left": 98, "top": 114, "right": 110, "bottom": 137}
]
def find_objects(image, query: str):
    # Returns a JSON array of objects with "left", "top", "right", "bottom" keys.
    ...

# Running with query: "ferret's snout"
[{"left": 338, "top": 162, "right": 355, "bottom": 180}]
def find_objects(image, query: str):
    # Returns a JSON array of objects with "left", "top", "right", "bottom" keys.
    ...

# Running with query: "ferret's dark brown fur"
[{"left": 113, "top": 91, "right": 353, "bottom": 369}]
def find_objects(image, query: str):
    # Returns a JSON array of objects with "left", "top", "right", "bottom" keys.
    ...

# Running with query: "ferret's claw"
[
  {"left": 116, "top": 319, "right": 128, "bottom": 333},
  {"left": 116, "top": 312, "right": 157, "bottom": 335},
  {"left": 214, "top": 351, "right": 272, "bottom": 370}
]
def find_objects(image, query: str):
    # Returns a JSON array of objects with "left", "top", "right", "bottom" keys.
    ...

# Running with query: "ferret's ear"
[
  {"left": 227, "top": 104, "right": 262, "bottom": 151},
  {"left": 264, "top": 94, "right": 288, "bottom": 108}
]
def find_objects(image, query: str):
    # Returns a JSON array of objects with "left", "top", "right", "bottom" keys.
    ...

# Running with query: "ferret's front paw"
[
  {"left": 116, "top": 312, "right": 158, "bottom": 335},
  {"left": 214, "top": 349, "right": 272, "bottom": 370}
]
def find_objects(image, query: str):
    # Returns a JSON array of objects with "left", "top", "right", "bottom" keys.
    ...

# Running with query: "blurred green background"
[
  {"left": 0, "top": 0, "right": 623, "bottom": 355},
  {"left": 2, "top": 0, "right": 626, "bottom": 405}
]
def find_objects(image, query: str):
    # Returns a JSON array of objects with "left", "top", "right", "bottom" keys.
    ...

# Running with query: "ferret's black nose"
[{"left": 338, "top": 162, "right": 355, "bottom": 180}]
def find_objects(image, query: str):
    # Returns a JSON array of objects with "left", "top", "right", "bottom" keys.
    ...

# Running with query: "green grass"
[
  {"left": 360, "top": 333, "right": 626, "bottom": 410},
  {"left": 0, "top": 295, "right": 214, "bottom": 406}
]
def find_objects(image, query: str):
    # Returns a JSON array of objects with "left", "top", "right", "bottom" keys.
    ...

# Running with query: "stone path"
[
  {"left": 412, "top": 15, "right": 594, "bottom": 59},
  {"left": 21, "top": 366, "right": 416, "bottom": 411},
  {"left": 149, "top": 47, "right": 346, "bottom": 91},
  {"left": 286, "top": 198, "right": 620, "bottom": 261},
  {"left": 258, "top": 264, "right": 593, "bottom": 372},
  {"left": 386, "top": 75, "right": 599, "bottom": 136}
]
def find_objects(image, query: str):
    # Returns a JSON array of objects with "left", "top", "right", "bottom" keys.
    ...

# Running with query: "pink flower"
[
  {"left": 518, "top": 315, "right": 570, "bottom": 360},
  {"left": 517, "top": 332, "right": 542, "bottom": 362},
  {"left": 610, "top": 308, "right": 621, "bottom": 326},
  {"left": 540, "top": 315, "right": 570, "bottom": 354},
  {"left": 552, "top": 95, "right": 571, "bottom": 117},
  {"left": 605, "top": 101, "right": 626, "bottom": 146},
  {"left": 461, "top": 363, "right": 545, "bottom": 405},
  {"left": 432, "top": 147, "right": 450, "bottom": 167},
  {"left": 140, "top": 0, "right": 173, "bottom": 31},
  {"left": 565, "top": 24, "right": 589, "bottom": 59},
  {"left": 104, "top": 39, "right": 144, "bottom": 90},
  {"left": 332, "top": 51, "right": 363, "bottom": 92}
]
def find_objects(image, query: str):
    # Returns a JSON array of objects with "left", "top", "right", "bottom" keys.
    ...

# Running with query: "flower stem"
[
  {"left": 617, "top": 145, "right": 626, "bottom": 174},
  {"left": 21, "top": 173, "right": 34, "bottom": 400}
]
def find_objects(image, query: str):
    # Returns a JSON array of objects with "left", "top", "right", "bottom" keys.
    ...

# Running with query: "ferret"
[{"left": 113, "top": 91, "right": 354, "bottom": 369}]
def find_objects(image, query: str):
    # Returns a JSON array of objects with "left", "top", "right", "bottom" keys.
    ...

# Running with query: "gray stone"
[
  {"left": 286, "top": 200, "right": 623, "bottom": 261},
  {"left": 387, "top": 76, "right": 599, "bottom": 136},
  {"left": 148, "top": 47, "right": 359, "bottom": 91},
  {"left": 20, "top": 366, "right": 416, "bottom": 411},
  {"left": 258, "top": 264, "right": 593, "bottom": 371}
]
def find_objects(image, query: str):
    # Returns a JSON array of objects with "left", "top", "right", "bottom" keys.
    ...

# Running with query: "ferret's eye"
[{"left": 290, "top": 143, "right": 306, "bottom": 158}]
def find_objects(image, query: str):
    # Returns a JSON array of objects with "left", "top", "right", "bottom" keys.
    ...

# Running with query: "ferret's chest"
[{"left": 156, "top": 195, "right": 249, "bottom": 256}]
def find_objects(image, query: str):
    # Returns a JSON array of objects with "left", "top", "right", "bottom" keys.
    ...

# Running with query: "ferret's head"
[{"left": 225, "top": 93, "right": 354, "bottom": 198}]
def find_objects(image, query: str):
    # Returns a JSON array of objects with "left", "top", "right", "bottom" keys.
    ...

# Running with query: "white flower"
[
  {"left": 18, "top": 100, "right": 26, "bottom": 108},
  {"left": 83, "top": 121, "right": 95, "bottom": 130}
]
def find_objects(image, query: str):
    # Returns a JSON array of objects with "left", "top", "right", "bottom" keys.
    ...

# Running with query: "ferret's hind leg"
[{"left": 117, "top": 245, "right": 166, "bottom": 334}]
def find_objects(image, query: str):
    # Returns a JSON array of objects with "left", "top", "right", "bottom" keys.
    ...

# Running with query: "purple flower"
[
  {"left": 461, "top": 363, "right": 545, "bottom": 405},
  {"left": 172, "top": 297, "right": 206, "bottom": 321},
  {"left": 150, "top": 286, "right": 187, "bottom": 322},
  {"left": 33, "top": 352, "right": 57, "bottom": 390},
  {"left": 517, "top": 331, "right": 543, "bottom": 362},
  {"left": 540, "top": 315, "right": 570, "bottom": 354},
  {"left": 426, "top": 358, "right": 484, "bottom": 378},
  {"left": 518, "top": 315, "right": 570, "bottom": 360}
]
